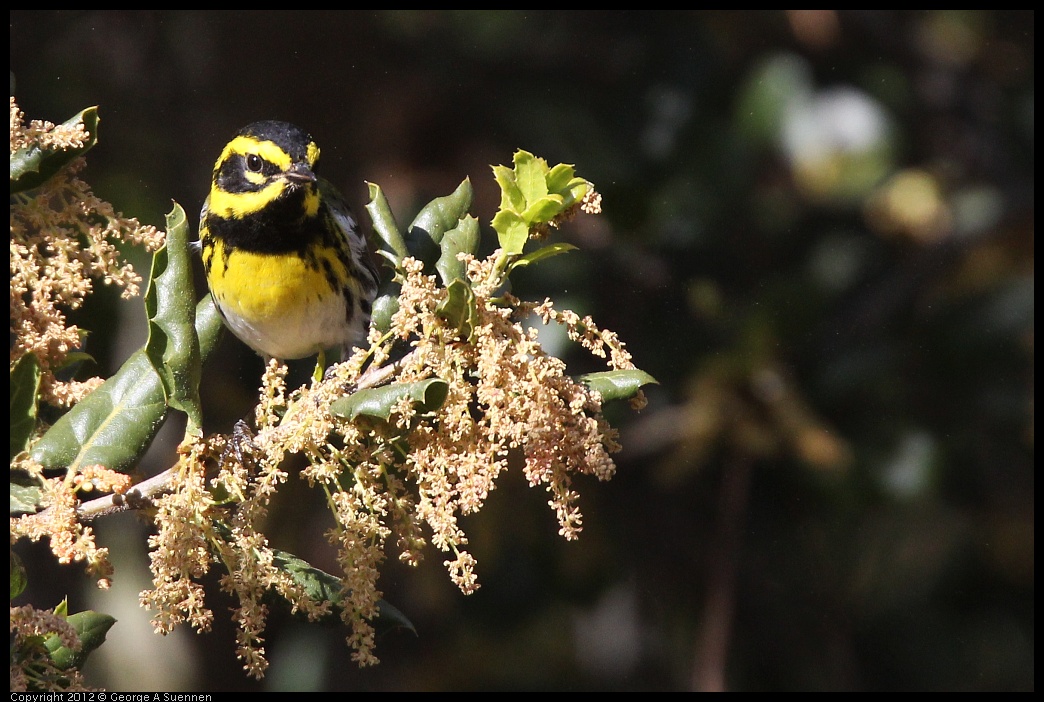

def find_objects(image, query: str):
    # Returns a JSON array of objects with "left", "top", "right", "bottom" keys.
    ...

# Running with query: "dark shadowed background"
[{"left": 10, "top": 10, "right": 1034, "bottom": 691}]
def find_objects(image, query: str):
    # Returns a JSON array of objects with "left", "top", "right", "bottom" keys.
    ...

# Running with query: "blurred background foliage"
[{"left": 10, "top": 10, "right": 1033, "bottom": 691}]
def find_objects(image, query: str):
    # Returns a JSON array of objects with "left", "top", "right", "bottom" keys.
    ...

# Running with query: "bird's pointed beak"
[{"left": 284, "top": 163, "right": 317, "bottom": 185}]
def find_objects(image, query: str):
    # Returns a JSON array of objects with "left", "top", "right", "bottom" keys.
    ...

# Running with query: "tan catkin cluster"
[
  {"left": 137, "top": 438, "right": 217, "bottom": 639},
  {"left": 9, "top": 458, "right": 130, "bottom": 589},
  {"left": 9, "top": 97, "right": 164, "bottom": 407},
  {"left": 140, "top": 247, "right": 637, "bottom": 675}
]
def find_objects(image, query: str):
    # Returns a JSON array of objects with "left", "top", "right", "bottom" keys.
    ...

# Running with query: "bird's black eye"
[{"left": 246, "top": 154, "right": 264, "bottom": 173}]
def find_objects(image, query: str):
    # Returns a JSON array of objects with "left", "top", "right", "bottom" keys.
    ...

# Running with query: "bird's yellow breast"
[{"left": 204, "top": 237, "right": 351, "bottom": 359}]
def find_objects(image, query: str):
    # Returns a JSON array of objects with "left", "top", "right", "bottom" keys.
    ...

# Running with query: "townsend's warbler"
[{"left": 196, "top": 121, "right": 379, "bottom": 363}]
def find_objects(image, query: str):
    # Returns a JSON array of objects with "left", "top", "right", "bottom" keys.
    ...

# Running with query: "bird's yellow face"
[{"left": 205, "top": 131, "right": 322, "bottom": 222}]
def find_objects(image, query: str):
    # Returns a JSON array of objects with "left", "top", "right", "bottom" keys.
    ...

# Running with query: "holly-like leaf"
[
  {"left": 490, "top": 149, "right": 593, "bottom": 256},
  {"left": 578, "top": 369, "right": 659, "bottom": 402},
  {"left": 371, "top": 292, "right": 400, "bottom": 335},
  {"left": 271, "top": 550, "right": 415, "bottom": 634},
  {"left": 10, "top": 352, "right": 41, "bottom": 461},
  {"left": 10, "top": 551, "right": 27, "bottom": 599},
  {"left": 492, "top": 164, "right": 525, "bottom": 213},
  {"left": 514, "top": 150, "right": 549, "bottom": 203},
  {"left": 145, "top": 202, "right": 203, "bottom": 436},
  {"left": 365, "top": 182, "right": 408, "bottom": 267},
  {"left": 436, "top": 215, "right": 480, "bottom": 285},
  {"left": 43, "top": 610, "right": 116, "bottom": 671},
  {"left": 330, "top": 379, "right": 450, "bottom": 422},
  {"left": 10, "top": 484, "right": 43, "bottom": 515},
  {"left": 490, "top": 210, "right": 529, "bottom": 257},
  {"left": 522, "top": 194, "right": 566, "bottom": 224},
  {"left": 436, "top": 278, "right": 479, "bottom": 341},
  {"left": 546, "top": 162, "right": 578, "bottom": 193},
  {"left": 407, "top": 178, "right": 473, "bottom": 246}
]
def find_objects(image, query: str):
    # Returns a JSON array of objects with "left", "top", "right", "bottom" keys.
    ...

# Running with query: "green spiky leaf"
[
  {"left": 490, "top": 210, "right": 530, "bottom": 257},
  {"left": 490, "top": 149, "right": 592, "bottom": 256},
  {"left": 514, "top": 150, "right": 548, "bottom": 203},
  {"left": 271, "top": 550, "right": 415, "bottom": 634},
  {"left": 10, "top": 484, "right": 43, "bottom": 515},
  {"left": 365, "top": 181, "right": 408, "bottom": 267},
  {"left": 10, "top": 551, "right": 27, "bottom": 599},
  {"left": 371, "top": 292, "right": 400, "bottom": 335},
  {"left": 10, "top": 352, "right": 41, "bottom": 461},
  {"left": 436, "top": 215, "right": 480, "bottom": 285},
  {"left": 578, "top": 370, "right": 659, "bottom": 402},
  {"left": 407, "top": 178, "right": 473, "bottom": 246},
  {"left": 43, "top": 609, "right": 116, "bottom": 671},
  {"left": 144, "top": 202, "right": 203, "bottom": 436},
  {"left": 330, "top": 379, "right": 450, "bottom": 421},
  {"left": 436, "top": 278, "right": 479, "bottom": 341},
  {"left": 492, "top": 164, "right": 525, "bottom": 213}
]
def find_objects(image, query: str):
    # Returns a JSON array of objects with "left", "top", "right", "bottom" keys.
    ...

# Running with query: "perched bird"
[{"left": 196, "top": 121, "right": 379, "bottom": 366}]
